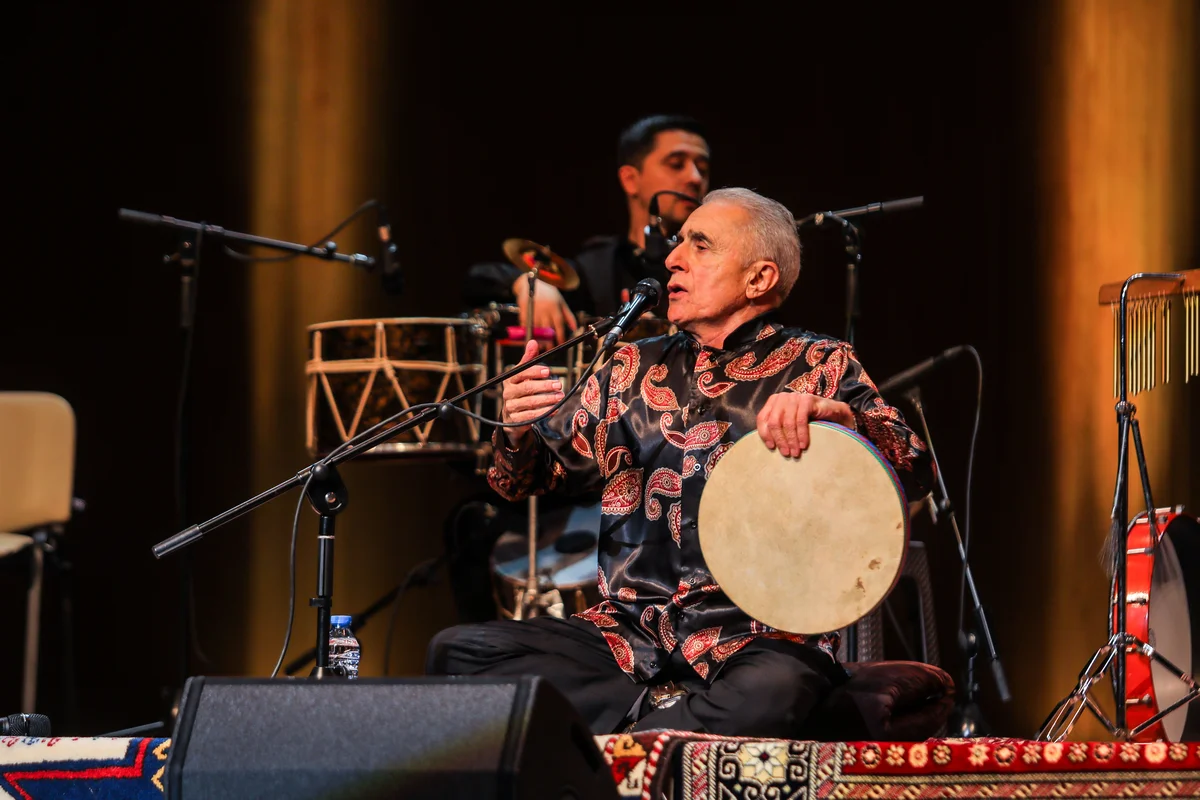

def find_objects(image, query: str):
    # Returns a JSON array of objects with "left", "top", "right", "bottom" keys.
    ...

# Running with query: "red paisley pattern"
[
  {"left": 755, "top": 323, "right": 778, "bottom": 341},
  {"left": 725, "top": 336, "right": 805, "bottom": 381},
  {"left": 645, "top": 468, "right": 683, "bottom": 520},
  {"left": 668, "top": 502, "right": 683, "bottom": 546},
  {"left": 711, "top": 635, "right": 754, "bottom": 662},
  {"left": 602, "top": 469, "right": 643, "bottom": 516},
  {"left": 660, "top": 415, "right": 731, "bottom": 453},
  {"left": 597, "top": 566, "right": 611, "bottom": 599},
  {"left": 682, "top": 421, "right": 730, "bottom": 452},
  {"left": 639, "top": 604, "right": 656, "bottom": 634},
  {"left": 575, "top": 603, "right": 620, "bottom": 628},
  {"left": 682, "top": 455, "right": 700, "bottom": 477},
  {"left": 582, "top": 373, "right": 601, "bottom": 418},
  {"left": 862, "top": 398, "right": 926, "bottom": 470},
  {"left": 704, "top": 442, "right": 733, "bottom": 479},
  {"left": 609, "top": 345, "right": 640, "bottom": 394},
  {"left": 682, "top": 627, "right": 722, "bottom": 661},
  {"left": 571, "top": 409, "right": 593, "bottom": 458},
  {"left": 639, "top": 364, "right": 679, "bottom": 411},
  {"left": 697, "top": 370, "right": 736, "bottom": 398},
  {"left": 693, "top": 661, "right": 709, "bottom": 679},
  {"left": 658, "top": 607, "right": 678, "bottom": 652},
  {"left": 603, "top": 631, "right": 636, "bottom": 674},
  {"left": 616, "top": 587, "right": 637, "bottom": 602},
  {"left": 603, "top": 446, "right": 632, "bottom": 479},
  {"left": 695, "top": 349, "right": 715, "bottom": 372},
  {"left": 786, "top": 343, "right": 851, "bottom": 398}
]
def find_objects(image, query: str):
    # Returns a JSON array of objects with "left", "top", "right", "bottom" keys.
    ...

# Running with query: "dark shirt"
[
  {"left": 462, "top": 236, "right": 669, "bottom": 317},
  {"left": 488, "top": 312, "right": 935, "bottom": 683}
]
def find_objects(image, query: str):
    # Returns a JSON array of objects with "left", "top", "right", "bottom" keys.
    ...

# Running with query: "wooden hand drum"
[{"left": 698, "top": 422, "right": 910, "bottom": 635}]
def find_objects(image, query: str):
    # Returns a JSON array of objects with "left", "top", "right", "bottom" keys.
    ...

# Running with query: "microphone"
[
  {"left": 876, "top": 346, "right": 968, "bottom": 395},
  {"left": 378, "top": 204, "right": 403, "bottom": 295},
  {"left": 641, "top": 191, "right": 699, "bottom": 269},
  {"left": 1, "top": 713, "right": 51, "bottom": 736},
  {"left": 798, "top": 195, "right": 924, "bottom": 227},
  {"left": 600, "top": 279, "right": 663, "bottom": 353}
]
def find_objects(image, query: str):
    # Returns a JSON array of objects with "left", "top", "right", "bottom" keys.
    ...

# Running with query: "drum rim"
[{"left": 307, "top": 317, "right": 483, "bottom": 331}]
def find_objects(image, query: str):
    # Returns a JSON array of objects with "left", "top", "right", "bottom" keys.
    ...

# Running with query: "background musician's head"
[
  {"left": 617, "top": 114, "right": 711, "bottom": 245},
  {"left": 664, "top": 187, "right": 801, "bottom": 346}
]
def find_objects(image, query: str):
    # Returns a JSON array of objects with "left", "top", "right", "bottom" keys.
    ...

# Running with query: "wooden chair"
[{"left": 0, "top": 392, "right": 75, "bottom": 713}]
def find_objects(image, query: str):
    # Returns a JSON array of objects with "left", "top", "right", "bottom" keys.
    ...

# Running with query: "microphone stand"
[
  {"left": 151, "top": 318, "right": 615, "bottom": 678},
  {"left": 120, "top": 208, "right": 379, "bottom": 682},
  {"left": 902, "top": 385, "right": 1011, "bottom": 735},
  {"left": 118, "top": 208, "right": 378, "bottom": 270},
  {"left": 519, "top": 267, "right": 541, "bottom": 620},
  {"left": 797, "top": 196, "right": 924, "bottom": 349}
]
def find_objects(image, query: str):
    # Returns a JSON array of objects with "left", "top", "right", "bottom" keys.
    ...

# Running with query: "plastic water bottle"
[{"left": 328, "top": 615, "right": 361, "bottom": 679}]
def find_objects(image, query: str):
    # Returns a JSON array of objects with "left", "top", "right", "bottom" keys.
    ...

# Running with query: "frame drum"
[
  {"left": 699, "top": 422, "right": 909, "bottom": 635},
  {"left": 305, "top": 317, "right": 489, "bottom": 459}
]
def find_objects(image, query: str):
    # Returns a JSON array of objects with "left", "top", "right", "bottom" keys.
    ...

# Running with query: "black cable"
[
  {"left": 223, "top": 199, "right": 381, "bottom": 263},
  {"left": 269, "top": 469, "right": 316, "bottom": 679},
  {"left": 956, "top": 345, "right": 984, "bottom": 640}
]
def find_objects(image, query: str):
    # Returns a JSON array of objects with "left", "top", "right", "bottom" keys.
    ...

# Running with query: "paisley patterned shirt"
[{"left": 489, "top": 312, "right": 934, "bottom": 683}]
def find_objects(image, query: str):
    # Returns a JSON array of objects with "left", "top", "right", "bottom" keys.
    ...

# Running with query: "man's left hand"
[{"left": 756, "top": 393, "right": 855, "bottom": 458}]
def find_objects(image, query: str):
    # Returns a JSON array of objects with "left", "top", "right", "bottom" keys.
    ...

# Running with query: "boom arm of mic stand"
[
  {"left": 903, "top": 385, "right": 1011, "bottom": 703},
  {"left": 118, "top": 208, "right": 376, "bottom": 269},
  {"left": 150, "top": 320, "right": 614, "bottom": 559}
]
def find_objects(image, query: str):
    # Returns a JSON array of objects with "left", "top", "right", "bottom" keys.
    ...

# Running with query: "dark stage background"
[{"left": 4, "top": 4, "right": 1196, "bottom": 740}]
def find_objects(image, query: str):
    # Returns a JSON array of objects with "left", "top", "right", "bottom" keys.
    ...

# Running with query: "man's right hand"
[
  {"left": 501, "top": 339, "right": 565, "bottom": 447},
  {"left": 511, "top": 276, "right": 578, "bottom": 344}
]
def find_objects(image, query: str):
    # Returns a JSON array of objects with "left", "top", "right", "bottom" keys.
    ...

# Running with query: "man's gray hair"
[{"left": 703, "top": 187, "right": 802, "bottom": 302}]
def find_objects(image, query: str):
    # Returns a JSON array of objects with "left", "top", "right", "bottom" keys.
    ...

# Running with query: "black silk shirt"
[{"left": 489, "top": 313, "right": 935, "bottom": 683}]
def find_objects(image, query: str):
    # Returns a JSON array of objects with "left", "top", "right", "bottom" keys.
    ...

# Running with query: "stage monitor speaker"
[{"left": 166, "top": 675, "right": 618, "bottom": 800}]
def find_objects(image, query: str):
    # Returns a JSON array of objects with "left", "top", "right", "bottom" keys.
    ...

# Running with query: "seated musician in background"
[
  {"left": 463, "top": 113, "right": 711, "bottom": 341},
  {"left": 429, "top": 188, "right": 935, "bottom": 737}
]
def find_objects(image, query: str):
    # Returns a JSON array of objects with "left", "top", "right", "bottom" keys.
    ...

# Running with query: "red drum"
[{"left": 1115, "top": 506, "right": 1200, "bottom": 742}]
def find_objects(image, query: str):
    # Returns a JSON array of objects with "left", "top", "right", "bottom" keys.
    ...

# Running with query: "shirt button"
[{"left": 649, "top": 660, "right": 658, "bottom": 669}]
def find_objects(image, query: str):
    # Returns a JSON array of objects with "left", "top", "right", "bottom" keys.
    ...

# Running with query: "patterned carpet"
[{"left": 2, "top": 734, "right": 1197, "bottom": 798}]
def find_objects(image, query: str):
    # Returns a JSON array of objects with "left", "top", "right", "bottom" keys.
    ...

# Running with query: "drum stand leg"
[{"left": 1036, "top": 632, "right": 1199, "bottom": 742}]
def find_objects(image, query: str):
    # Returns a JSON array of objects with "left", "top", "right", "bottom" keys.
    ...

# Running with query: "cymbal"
[{"left": 502, "top": 239, "right": 580, "bottom": 290}]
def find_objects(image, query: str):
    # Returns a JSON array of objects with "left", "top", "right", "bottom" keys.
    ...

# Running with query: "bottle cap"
[{"left": 330, "top": 615, "right": 352, "bottom": 628}]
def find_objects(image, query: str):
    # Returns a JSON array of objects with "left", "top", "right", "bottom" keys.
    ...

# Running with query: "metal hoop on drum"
[
  {"left": 305, "top": 316, "right": 490, "bottom": 461},
  {"left": 699, "top": 422, "right": 910, "bottom": 636},
  {"left": 1114, "top": 506, "right": 1200, "bottom": 742}
]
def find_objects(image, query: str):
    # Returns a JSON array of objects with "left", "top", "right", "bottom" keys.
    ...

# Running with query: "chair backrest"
[
  {"left": 0, "top": 392, "right": 76, "bottom": 533},
  {"left": 837, "top": 540, "right": 939, "bottom": 665}
]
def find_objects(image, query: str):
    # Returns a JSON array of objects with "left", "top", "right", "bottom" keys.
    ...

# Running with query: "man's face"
[
  {"left": 629, "top": 130, "right": 710, "bottom": 227},
  {"left": 663, "top": 201, "right": 753, "bottom": 331}
]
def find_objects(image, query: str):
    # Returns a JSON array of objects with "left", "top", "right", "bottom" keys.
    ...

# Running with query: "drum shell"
[{"left": 306, "top": 317, "right": 488, "bottom": 459}]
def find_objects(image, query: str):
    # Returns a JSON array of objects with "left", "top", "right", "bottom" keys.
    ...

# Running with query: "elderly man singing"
[{"left": 427, "top": 188, "right": 934, "bottom": 737}]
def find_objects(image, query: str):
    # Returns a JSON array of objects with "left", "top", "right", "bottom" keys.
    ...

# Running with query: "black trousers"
[{"left": 426, "top": 615, "right": 846, "bottom": 737}]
